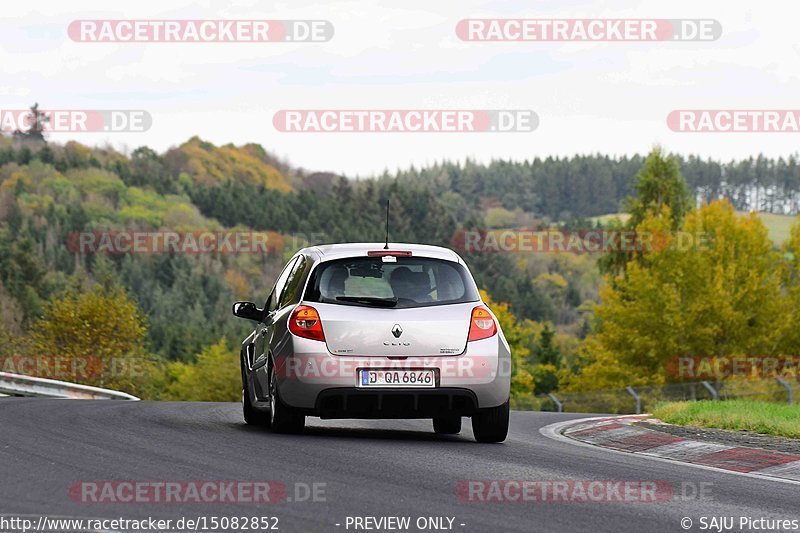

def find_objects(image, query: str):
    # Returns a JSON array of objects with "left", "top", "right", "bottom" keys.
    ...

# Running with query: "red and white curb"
[{"left": 541, "top": 415, "right": 800, "bottom": 484}]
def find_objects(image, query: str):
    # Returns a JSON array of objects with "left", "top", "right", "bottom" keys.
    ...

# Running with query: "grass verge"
[{"left": 652, "top": 400, "right": 800, "bottom": 439}]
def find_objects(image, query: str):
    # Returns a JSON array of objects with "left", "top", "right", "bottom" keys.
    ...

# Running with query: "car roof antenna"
[{"left": 384, "top": 198, "right": 390, "bottom": 249}]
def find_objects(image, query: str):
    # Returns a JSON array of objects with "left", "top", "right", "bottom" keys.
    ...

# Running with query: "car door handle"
[{"left": 252, "top": 355, "right": 267, "bottom": 370}]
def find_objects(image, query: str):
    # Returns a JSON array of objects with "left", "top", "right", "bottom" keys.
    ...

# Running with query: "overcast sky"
[{"left": 2, "top": 1, "right": 797, "bottom": 176}]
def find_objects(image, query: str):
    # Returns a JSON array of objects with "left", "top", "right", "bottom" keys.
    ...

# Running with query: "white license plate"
[{"left": 358, "top": 369, "right": 436, "bottom": 388}]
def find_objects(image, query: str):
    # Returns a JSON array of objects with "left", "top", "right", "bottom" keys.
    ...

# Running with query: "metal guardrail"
[
  {"left": 0, "top": 372, "right": 139, "bottom": 400},
  {"left": 520, "top": 377, "right": 796, "bottom": 414}
]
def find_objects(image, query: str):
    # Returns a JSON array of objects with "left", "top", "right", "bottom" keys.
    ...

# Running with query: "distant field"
[
  {"left": 754, "top": 212, "right": 797, "bottom": 245},
  {"left": 589, "top": 213, "right": 630, "bottom": 225},
  {"left": 590, "top": 212, "right": 798, "bottom": 245}
]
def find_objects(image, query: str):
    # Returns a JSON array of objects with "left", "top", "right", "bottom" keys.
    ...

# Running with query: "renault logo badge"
[{"left": 391, "top": 324, "right": 403, "bottom": 338}]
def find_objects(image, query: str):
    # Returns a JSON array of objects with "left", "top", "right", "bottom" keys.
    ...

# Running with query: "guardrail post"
[
  {"left": 626, "top": 386, "right": 642, "bottom": 414},
  {"left": 700, "top": 381, "right": 718, "bottom": 401},
  {"left": 775, "top": 377, "right": 794, "bottom": 404},
  {"left": 547, "top": 393, "right": 563, "bottom": 413}
]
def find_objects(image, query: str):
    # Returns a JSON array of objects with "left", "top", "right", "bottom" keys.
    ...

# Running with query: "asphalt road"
[{"left": 0, "top": 398, "right": 797, "bottom": 533}]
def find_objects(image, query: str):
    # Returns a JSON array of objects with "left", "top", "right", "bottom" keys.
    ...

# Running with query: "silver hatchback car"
[{"left": 232, "top": 243, "right": 511, "bottom": 442}]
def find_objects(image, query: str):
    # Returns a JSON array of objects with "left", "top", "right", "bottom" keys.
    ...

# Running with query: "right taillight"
[
  {"left": 468, "top": 305, "right": 497, "bottom": 342},
  {"left": 288, "top": 305, "right": 325, "bottom": 341}
]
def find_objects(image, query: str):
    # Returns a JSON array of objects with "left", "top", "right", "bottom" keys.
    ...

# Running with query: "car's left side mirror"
[{"left": 232, "top": 301, "right": 264, "bottom": 321}]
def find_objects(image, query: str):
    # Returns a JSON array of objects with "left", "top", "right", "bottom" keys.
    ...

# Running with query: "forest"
[{"left": 2, "top": 126, "right": 799, "bottom": 404}]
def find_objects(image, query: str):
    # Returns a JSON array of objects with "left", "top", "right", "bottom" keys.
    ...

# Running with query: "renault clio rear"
[{"left": 232, "top": 243, "right": 511, "bottom": 442}]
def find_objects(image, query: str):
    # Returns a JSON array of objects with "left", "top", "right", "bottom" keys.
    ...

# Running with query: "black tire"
[
  {"left": 433, "top": 415, "right": 462, "bottom": 434},
  {"left": 471, "top": 400, "right": 509, "bottom": 443},
  {"left": 269, "top": 362, "right": 305, "bottom": 434}
]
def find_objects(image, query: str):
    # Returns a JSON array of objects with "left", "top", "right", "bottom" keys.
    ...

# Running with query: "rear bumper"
[
  {"left": 313, "top": 388, "right": 479, "bottom": 418},
  {"left": 274, "top": 334, "right": 511, "bottom": 414}
]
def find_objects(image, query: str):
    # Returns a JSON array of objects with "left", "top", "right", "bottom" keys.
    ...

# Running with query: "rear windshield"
[{"left": 303, "top": 256, "right": 480, "bottom": 309}]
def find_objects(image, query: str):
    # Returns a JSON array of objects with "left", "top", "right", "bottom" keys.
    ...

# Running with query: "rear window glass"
[{"left": 304, "top": 256, "right": 479, "bottom": 309}]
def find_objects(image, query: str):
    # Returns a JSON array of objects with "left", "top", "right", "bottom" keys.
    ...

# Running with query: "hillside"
[
  {"left": 2, "top": 136, "right": 800, "bottom": 402},
  {"left": 0, "top": 136, "right": 550, "bottom": 364},
  {"left": 164, "top": 137, "right": 292, "bottom": 191}
]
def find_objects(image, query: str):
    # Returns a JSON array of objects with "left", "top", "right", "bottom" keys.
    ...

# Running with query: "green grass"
[{"left": 652, "top": 400, "right": 800, "bottom": 439}]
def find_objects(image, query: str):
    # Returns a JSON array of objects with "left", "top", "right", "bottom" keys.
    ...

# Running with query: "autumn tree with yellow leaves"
[
  {"left": 567, "top": 200, "right": 792, "bottom": 390},
  {"left": 26, "top": 279, "right": 163, "bottom": 397}
]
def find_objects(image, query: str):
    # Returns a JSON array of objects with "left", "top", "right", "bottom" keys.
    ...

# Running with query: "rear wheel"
[
  {"left": 433, "top": 415, "right": 462, "bottom": 434},
  {"left": 269, "top": 362, "right": 305, "bottom": 434},
  {"left": 471, "top": 400, "right": 509, "bottom": 443}
]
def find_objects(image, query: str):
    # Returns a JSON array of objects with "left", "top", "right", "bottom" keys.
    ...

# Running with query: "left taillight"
[
  {"left": 468, "top": 305, "right": 497, "bottom": 342},
  {"left": 288, "top": 305, "right": 325, "bottom": 341}
]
